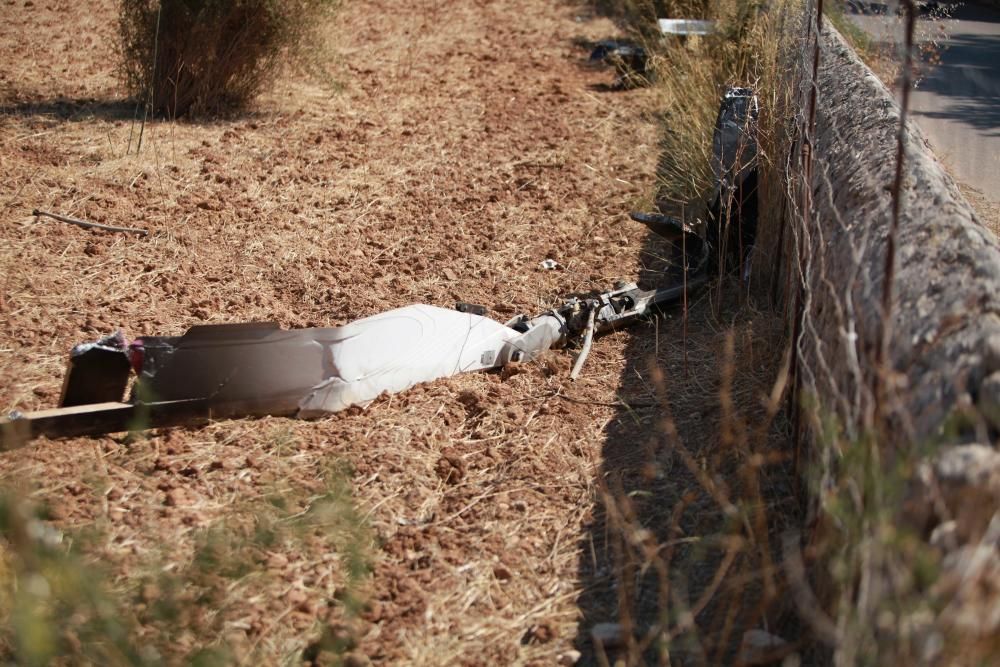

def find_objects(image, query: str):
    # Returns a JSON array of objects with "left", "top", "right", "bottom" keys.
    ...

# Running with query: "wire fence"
[{"left": 758, "top": 1, "right": 1000, "bottom": 662}]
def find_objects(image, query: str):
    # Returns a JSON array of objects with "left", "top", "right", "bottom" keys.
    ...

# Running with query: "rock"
[
  {"left": 908, "top": 444, "right": 1000, "bottom": 543},
  {"left": 590, "top": 622, "right": 624, "bottom": 648},
  {"left": 929, "top": 520, "right": 959, "bottom": 552},
  {"left": 934, "top": 444, "right": 1000, "bottom": 484},
  {"left": 737, "top": 629, "right": 789, "bottom": 665},
  {"left": 934, "top": 539, "right": 1000, "bottom": 637},
  {"left": 985, "top": 334, "right": 1000, "bottom": 373},
  {"left": 933, "top": 444, "right": 1000, "bottom": 542},
  {"left": 557, "top": 649, "right": 582, "bottom": 665},
  {"left": 978, "top": 371, "right": 1000, "bottom": 430}
]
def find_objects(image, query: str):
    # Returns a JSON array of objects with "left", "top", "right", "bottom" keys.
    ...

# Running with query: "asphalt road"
[{"left": 847, "top": 2, "right": 1000, "bottom": 202}]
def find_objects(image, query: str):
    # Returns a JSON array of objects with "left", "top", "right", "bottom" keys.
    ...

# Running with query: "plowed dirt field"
[{"left": 0, "top": 1, "right": 794, "bottom": 665}]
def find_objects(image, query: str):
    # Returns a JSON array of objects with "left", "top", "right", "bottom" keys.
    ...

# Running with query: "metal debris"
[
  {"left": 588, "top": 40, "right": 651, "bottom": 88},
  {"left": 657, "top": 19, "right": 716, "bottom": 35},
  {"left": 630, "top": 86, "right": 759, "bottom": 280},
  {"left": 0, "top": 277, "right": 703, "bottom": 444}
]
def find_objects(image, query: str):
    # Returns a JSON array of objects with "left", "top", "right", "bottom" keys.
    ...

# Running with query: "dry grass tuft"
[{"left": 118, "top": 0, "right": 339, "bottom": 117}]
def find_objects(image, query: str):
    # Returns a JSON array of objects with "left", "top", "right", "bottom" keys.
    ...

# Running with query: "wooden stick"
[{"left": 32, "top": 209, "right": 149, "bottom": 236}]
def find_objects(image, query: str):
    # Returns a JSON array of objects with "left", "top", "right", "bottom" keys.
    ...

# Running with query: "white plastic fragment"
[
  {"left": 657, "top": 19, "right": 716, "bottom": 35},
  {"left": 298, "top": 305, "right": 520, "bottom": 416}
]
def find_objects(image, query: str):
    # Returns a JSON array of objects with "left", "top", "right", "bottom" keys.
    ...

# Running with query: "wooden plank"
[
  {"left": 1, "top": 398, "right": 302, "bottom": 449},
  {"left": 2, "top": 402, "right": 136, "bottom": 448}
]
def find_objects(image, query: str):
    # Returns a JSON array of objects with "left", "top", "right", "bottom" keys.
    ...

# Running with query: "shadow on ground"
[
  {"left": 571, "top": 141, "right": 803, "bottom": 665},
  {"left": 0, "top": 96, "right": 273, "bottom": 125},
  {"left": 0, "top": 97, "right": 138, "bottom": 122},
  {"left": 913, "top": 32, "right": 1000, "bottom": 134}
]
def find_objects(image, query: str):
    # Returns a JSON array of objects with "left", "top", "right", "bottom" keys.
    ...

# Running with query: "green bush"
[{"left": 118, "top": 0, "right": 337, "bottom": 117}]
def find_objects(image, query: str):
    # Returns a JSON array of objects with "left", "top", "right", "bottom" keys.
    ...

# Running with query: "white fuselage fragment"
[{"left": 297, "top": 304, "right": 521, "bottom": 416}]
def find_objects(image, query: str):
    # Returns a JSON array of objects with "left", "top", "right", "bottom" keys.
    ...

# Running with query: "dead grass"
[
  {"left": 577, "top": 284, "right": 802, "bottom": 664},
  {"left": 0, "top": 0, "right": 684, "bottom": 663},
  {"left": 8, "top": 0, "right": 981, "bottom": 664}
]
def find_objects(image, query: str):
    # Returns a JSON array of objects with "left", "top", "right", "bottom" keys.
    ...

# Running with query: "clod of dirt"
[
  {"left": 267, "top": 552, "right": 289, "bottom": 569},
  {"left": 287, "top": 589, "right": 316, "bottom": 614},
  {"left": 341, "top": 653, "right": 372, "bottom": 667},
  {"left": 435, "top": 448, "right": 465, "bottom": 484},
  {"left": 521, "top": 622, "right": 555, "bottom": 644},
  {"left": 456, "top": 389, "right": 486, "bottom": 418},
  {"left": 324, "top": 622, "right": 358, "bottom": 651},
  {"left": 164, "top": 488, "right": 189, "bottom": 507},
  {"left": 152, "top": 457, "right": 174, "bottom": 473},
  {"left": 140, "top": 582, "right": 161, "bottom": 603},
  {"left": 505, "top": 404, "right": 525, "bottom": 422}
]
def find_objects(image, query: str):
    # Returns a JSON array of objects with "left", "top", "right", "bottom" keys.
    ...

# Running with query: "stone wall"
[
  {"left": 783, "top": 21, "right": 1000, "bottom": 443},
  {"left": 762, "top": 18, "right": 1000, "bottom": 656}
]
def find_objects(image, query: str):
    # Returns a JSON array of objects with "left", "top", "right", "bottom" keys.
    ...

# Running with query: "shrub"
[{"left": 118, "top": 0, "right": 337, "bottom": 118}]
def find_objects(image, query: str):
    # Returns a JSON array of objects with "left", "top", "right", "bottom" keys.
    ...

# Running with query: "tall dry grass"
[
  {"left": 586, "top": 1, "right": 995, "bottom": 664},
  {"left": 579, "top": 2, "right": 811, "bottom": 664}
]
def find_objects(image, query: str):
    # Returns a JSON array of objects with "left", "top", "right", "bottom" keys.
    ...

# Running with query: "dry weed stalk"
[{"left": 592, "top": 303, "right": 797, "bottom": 665}]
